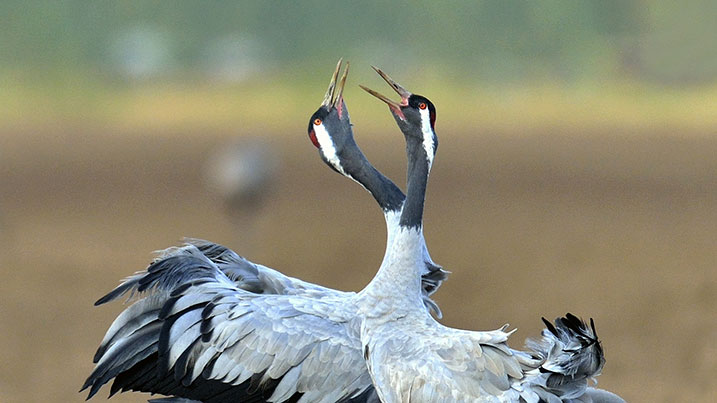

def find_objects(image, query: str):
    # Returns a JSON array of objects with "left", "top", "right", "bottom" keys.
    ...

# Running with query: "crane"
[{"left": 356, "top": 66, "right": 625, "bottom": 403}]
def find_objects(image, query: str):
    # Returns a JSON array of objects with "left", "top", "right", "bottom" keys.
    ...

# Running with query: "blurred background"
[{"left": 1, "top": 1, "right": 716, "bottom": 401}]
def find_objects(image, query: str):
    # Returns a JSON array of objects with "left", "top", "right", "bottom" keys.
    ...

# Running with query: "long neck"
[
  {"left": 359, "top": 136, "right": 431, "bottom": 313},
  {"left": 399, "top": 137, "right": 430, "bottom": 228},
  {"left": 341, "top": 143, "right": 405, "bottom": 213}
]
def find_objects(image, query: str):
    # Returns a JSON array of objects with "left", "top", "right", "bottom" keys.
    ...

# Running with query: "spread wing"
[{"left": 83, "top": 245, "right": 377, "bottom": 402}]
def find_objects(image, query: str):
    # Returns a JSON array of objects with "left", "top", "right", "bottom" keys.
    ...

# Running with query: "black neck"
[
  {"left": 340, "top": 142, "right": 405, "bottom": 212},
  {"left": 399, "top": 138, "right": 430, "bottom": 228}
]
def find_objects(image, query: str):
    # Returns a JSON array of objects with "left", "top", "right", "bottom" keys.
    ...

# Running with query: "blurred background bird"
[{"left": 203, "top": 139, "right": 278, "bottom": 252}]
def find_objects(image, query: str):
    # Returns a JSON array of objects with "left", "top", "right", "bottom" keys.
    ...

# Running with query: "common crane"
[{"left": 356, "top": 66, "right": 625, "bottom": 403}]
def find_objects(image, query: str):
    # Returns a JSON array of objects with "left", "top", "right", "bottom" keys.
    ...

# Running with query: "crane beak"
[
  {"left": 333, "top": 61, "right": 349, "bottom": 118},
  {"left": 371, "top": 66, "right": 412, "bottom": 104},
  {"left": 321, "top": 58, "right": 343, "bottom": 108},
  {"left": 359, "top": 66, "right": 412, "bottom": 119}
]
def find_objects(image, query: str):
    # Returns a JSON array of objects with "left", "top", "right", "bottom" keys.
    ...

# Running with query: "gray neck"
[
  {"left": 399, "top": 137, "right": 430, "bottom": 228},
  {"left": 339, "top": 140, "right": 405, "bottom": 213},
  {"left": 358, "top": 136, "right": 431, "bottom": 315}
]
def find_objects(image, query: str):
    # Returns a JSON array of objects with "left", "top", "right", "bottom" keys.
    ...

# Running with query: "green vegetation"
[{"left": 1, "top": 1, "right": 715, "bottom": 131}]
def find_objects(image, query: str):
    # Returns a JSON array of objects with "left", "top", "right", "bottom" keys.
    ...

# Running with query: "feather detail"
[{"left": 83, "top": 241, "right": 377, "bottom": 402}]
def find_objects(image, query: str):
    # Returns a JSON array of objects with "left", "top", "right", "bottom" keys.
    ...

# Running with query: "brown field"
[{"left": 1, "top": 124, "right": 716, "bottom": 402}]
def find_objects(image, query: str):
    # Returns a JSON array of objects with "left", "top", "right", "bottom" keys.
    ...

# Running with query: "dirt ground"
[{"left": 1, "top": 124, "right": 715, "bottom": 402}]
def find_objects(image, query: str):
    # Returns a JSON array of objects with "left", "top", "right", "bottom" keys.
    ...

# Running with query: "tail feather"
[{"left": 525, "top": 313, "right": 605, "bottom": 399}]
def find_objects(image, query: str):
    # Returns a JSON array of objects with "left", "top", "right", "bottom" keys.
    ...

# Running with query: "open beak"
[
  {"left": 359, "top": 66, "right": 412, "bottom": 118},
  {"left": 321, "top": 58, "right": 350, "bottom": 112},
  {"left": 321, "top": 58, "right": 343, "bottom": 108},
  {"left": 333, "top": 61, "right": 349, "bottom": 113}
]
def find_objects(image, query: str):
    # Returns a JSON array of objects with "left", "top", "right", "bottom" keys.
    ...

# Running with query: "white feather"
[
  {"left": 419, "top": 107, "right": 435, "bottom": 169},
  {"left": 313, "top": 123, "right": 347, "bottom": 175}
]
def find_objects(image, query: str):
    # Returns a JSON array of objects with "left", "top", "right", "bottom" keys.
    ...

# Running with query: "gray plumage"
[
  {"left": 356, "top": 66, "right": 625, "bottom": 403},
  {"left": 84, "top": 241, "right": 381, "bottom": 402}
]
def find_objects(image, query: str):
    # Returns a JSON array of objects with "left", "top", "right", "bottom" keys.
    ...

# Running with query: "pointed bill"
[
  {"left": 359, "top": 85, "right": 402, "bottom": 109},
  {"left": 322, "top": 58, "right": 343, "bottom": 108},
  {"left": 360, "top": 66, "right": 412, "bottom": 119},
  {"left": 371, "top": 66, "right": 411, "bottom": 104},
  {"left": 359, "top": 84, "right": 406, "bottom": 121}
]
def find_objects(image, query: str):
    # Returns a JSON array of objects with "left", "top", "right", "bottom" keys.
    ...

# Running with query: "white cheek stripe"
[
  {"left": 419, "top": 108, "right": 435, "bottom": 169},
  {"left": 314, "top": 123, "right": 347, "bottom": 175}
]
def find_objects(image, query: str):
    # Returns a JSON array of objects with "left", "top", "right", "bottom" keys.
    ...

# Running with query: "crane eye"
[
  {"left": 314, "top": 118, "right": 322, "bottom": 125},
  {"left": 418, "top": 102, "right": 427, "bottom": 110}
]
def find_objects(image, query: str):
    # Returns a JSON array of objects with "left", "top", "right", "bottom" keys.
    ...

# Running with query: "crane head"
[
  {"left": 308, "top": 59, "right": 359, "bottom": 177},
  {"left": 360, "top": 66, "right": 437, "bottom": 166}
]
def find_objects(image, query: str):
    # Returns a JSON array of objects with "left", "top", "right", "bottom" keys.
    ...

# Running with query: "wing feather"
[
  {"left": 85, "top": 242, "right": 376, "bottom": 402},
  {"left": 153, "top": 276, "right": 372, "bottom": 402},
  {"left": 92, "top": 294, "right": 164, "bottom": 362}
]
